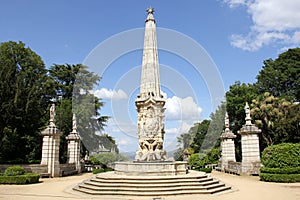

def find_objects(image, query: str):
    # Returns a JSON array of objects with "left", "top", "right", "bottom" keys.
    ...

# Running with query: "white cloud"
[
  {"left": 224, "top": 0, "right": 300, "bottom": 51},
  {"left": 93, "top": 88, "right": 128, "bottom": 100},
  {"left": 165, "top": 96, "right": 202, "bottom": 121},
  {"left": 223, "top": 0, "right": 246, "bottom": 8}
]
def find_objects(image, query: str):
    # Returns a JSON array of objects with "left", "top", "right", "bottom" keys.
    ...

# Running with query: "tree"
[
  {"left": 0, "top": 41, "right": 53, "bottom": 162},
  {"left": 190, "top": 120, "right": 210, "bottom": 153},
  {"left": 49, "top": 64, "right": 109, "bottom": 161},
  {"left": 226, "top": 81, "right": 258, "bottom": 133},
  {"left": 251, "top": 92, "right": 300, "bottom": 149},
  {"left": 255, "top": 48, "right": 300, "bottom": 102}
]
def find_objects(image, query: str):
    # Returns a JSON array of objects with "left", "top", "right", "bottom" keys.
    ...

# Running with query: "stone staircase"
[{"left": 73, "top": 171, "right": 231, "bottom": 197}]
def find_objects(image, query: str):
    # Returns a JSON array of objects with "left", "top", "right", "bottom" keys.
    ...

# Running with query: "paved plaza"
[{"left": 0, "top": 171, "right": 299, "bottom": 200}]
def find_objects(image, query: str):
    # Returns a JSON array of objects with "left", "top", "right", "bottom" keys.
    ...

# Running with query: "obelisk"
[{"left": 135, "top": 7, "right": 167, "bottom": 161}]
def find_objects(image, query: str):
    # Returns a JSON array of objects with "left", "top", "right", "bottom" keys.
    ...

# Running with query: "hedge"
[
  {"left": 92, "top": 167, "right": 113, "bottom": 174},
  {"left": 0, "top": 173, "right": 40, "bottom": 184},
  {"left": 197, "top": 167, "right": 212, "bottom": 173},
  {"left": 260, "top": 173, "right": 300, "bottom": 183},
  {"left": 261, "top": 143, "right": 300, "bottom": 168},
  {"left": 260, "top": 167, "right": 300, "bottom": 174},
  {"left": 5, "top": 166, "right": 25, "bottom": 176}
]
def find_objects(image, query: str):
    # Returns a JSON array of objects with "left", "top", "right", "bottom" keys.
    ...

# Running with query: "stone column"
[
  {"left": 238, "top": 102, "right": 261, "bottom": 175},
  {"left": 40, "top": 104, "right": 62, "bottom": 177},
  {"left": 220, "top": 112, "right": 236, "bottom": 170},
  {"left": 66, "top": 114, "right": 81, "bottom": 172}
]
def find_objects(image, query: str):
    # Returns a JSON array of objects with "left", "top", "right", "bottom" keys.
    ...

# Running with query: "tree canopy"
[
  {"left": 0, "top": 41, "right": 53, "bottom": 162},
  {"left": 0, "top": 41, "right": 110, "bottom": 163}
]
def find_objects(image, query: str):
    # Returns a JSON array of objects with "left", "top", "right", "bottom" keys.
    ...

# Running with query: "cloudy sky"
[{"left": 1, "top": 0, "right": 299, "bottom": 153}]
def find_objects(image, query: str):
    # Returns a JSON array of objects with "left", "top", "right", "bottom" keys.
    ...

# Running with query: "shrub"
[
  {"left": 91, "top": 152, "right": 130, "bottom": 167},
  {"left": 261, "top": 143, "right": 300, "bottom": 168},
  {"left": 198, "top": 167, "right": 212, "bottom": 173},
  {"left": 260, "top": 167, "right": 300, "bottom": 174},
  {"left": 92, "top": 167, "right": 113, "bottom": 174},
  {"left": 0, "top": 173, "right": 40, "bottom": 184},
  {"left": 260, "top": 173, "right": 300, "bottom": 183},
  {"left": 189, "top": 153, "right": 210, "bottom": 169},
  {"left": 4, "top": 166, "right": 25, "bottom": 176}
]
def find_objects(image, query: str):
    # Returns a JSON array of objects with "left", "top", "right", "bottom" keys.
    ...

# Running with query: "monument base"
[{"left": 114, "top": 161, "right": 188, "bottom": 176}]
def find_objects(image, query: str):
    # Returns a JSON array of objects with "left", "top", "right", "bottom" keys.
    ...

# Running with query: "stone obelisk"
[{"left": 135, "top": 7, "right": 167, "bottom": 161}]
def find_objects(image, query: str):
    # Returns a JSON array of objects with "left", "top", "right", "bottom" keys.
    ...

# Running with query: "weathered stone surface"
[
  {"left": 40, "top": 104, "right": 62, "bottom": 177},
  {"left": 220, "top": 112, "right": 236, "bottom": 170},
  {"left": 114, "top": 161, "right": 187, "bottom": 176},
  {"left": 66, "top": 114, "right": 81, "bottom": 172},
  {"left": 135, "top": 7, "right": 167, "bottom": 162},
  {"left": 238, "top": 102, "right": 262, "bottom": 175}
]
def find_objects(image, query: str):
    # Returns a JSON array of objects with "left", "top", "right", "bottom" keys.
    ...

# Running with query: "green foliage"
[
  {"left": 92, "top": 167, "right": 113, "bottom": 174},
  {"left": 91, "top": 152, "right": 130, "bottom": 167},
  {"left": 49, "top": 64, "right": 109, "bottom": 161},
  {"left": 252, "top": 93, "right": 300, "bottom": 148},
  {"left": 261, "top": 143, "right": 300, "bottom": 168},
  {"left": 197, "top": 167, "right": 212, "bottom": 173},
  {"left": 0, "top": 41, "right": 53, "bottom": 163},
  {"left": 4, "top": 166, "right": 25, "bottom": 176},
  {"left": 260, "top": 173, "right": 300, "bottom": 183},
  {"left": 226, "top": 82, "right": 258, "bottom": 133},
  {"left": 189, "top": 120, "right": 210, "bottom": 153},
  {"left": 260, "top": 167, "right": 300, "bottom": 174},
  {"left": 0, "top": 173, "right": 40, "bottom": 184},
  {"left": 188, "top": 148, "right": 220, "bottom": 170},
  {"left": 255, "top": 48, "right": 300, "bottom": 102}
]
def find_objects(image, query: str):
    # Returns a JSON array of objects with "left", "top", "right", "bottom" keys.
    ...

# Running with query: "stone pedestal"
[
  {"left": 220, "top": 112, "right": 236, "bottom": 170},
  {"left": 66, "top": 134, "right": 81, "bottom": 172},
  {"left": 114, "top": 161, "right": 188, "bottom": 176},
  {"left": 238, "top": 102, "right": 261, "bottom": 175},
  {"left": 40, "top": 125, "right": 62, "bottom": 177},
  {"left": 66, "top": 114, "right": 81, "bottom": 172},
  {"left": 40, "top": 104, "right": 62, "bottom": 177}
]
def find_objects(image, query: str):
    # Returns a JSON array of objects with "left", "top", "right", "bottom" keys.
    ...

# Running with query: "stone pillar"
[
  {"left": 238, "top": 102, "right": 261, "bottom": 175},
  {"left": 66, "top": 114, "right": 81, "bottom": 172},
  {"left": 40, "top": 104, "right": 62, "bottom": 177},
  {"left": 220, "top": 112, "right": 236, "bottom": 170}
]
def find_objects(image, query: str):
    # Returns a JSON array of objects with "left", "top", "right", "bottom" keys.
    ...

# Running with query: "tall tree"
[
  {"left": 255, "top": 48, "right": 300, "bottom": 102},
  {"left": 0, "top": 41, "right": 53, "bottom": 162},
  {"left": 49, "top": 64, "right": 109, "bottom": 161},
  {"left": 226, "top": 81, "right": 258, "bottom": 133}
]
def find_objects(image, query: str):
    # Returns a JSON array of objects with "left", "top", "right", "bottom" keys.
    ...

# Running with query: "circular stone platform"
[{"left": 114, "top": 161, "right": 188, "bottom": 176}]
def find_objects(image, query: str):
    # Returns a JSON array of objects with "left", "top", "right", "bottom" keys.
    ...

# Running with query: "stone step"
[
  {"left": 78, "top": 182, "right": 225, "bottom": 192},
  {"left": 85, "top": 179, "right": 219, "bottom": 188},
  {"left": 73, "top": 171, "right": 232, "bottom": 197},
  {"left": 96, "top": 173, "right": 208, "bottom": 180},
  {"left": 73, "top": 185, "right": 231, "bottom": 196},
  {"left": 91, "top": 177, "right": 214, "bottom": 184}
]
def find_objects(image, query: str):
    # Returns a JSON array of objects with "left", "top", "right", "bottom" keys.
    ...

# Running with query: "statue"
[{"left": 50, "top": 104, "right": 56, "bottom": 125}]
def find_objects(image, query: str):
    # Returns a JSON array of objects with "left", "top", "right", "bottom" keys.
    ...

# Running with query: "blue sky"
[{"left": 1, "top": 0, "right": 299, "bottom": 153}]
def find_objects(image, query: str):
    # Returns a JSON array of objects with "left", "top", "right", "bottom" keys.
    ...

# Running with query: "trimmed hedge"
[
  {"left": 261, "top": 143, "right": 300, "bottom": 168},
  {"left": 260, "top": 167, "right": 300, "bottom": 174},
  {"left": 260, "top": 173, "right": 300, "bottom": 183},
  {"left": 0, "top": 173, "right": 40, "bottom": 184},
  {"left": 92, "top": 167, "right": 113, "bottom": 174},
  {"left": 197, "top": 167, "right": 212, "bottom": 173},
  {"left": 5, "top": 166, "right": 25, "bottom": 176}
]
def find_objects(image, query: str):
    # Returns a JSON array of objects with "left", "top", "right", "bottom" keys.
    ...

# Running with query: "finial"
[
  {"left": 225, "top": 112, "right": 230, "bottom": 131},
  {"left": 72, "top": 114, "right": 77, "bottom": 132},
  {"left": 245, "top": 102, "right": 252, "bottom": 125},
  {"left": 147, "top": 7, "right": 154, "bottom": 14}
]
